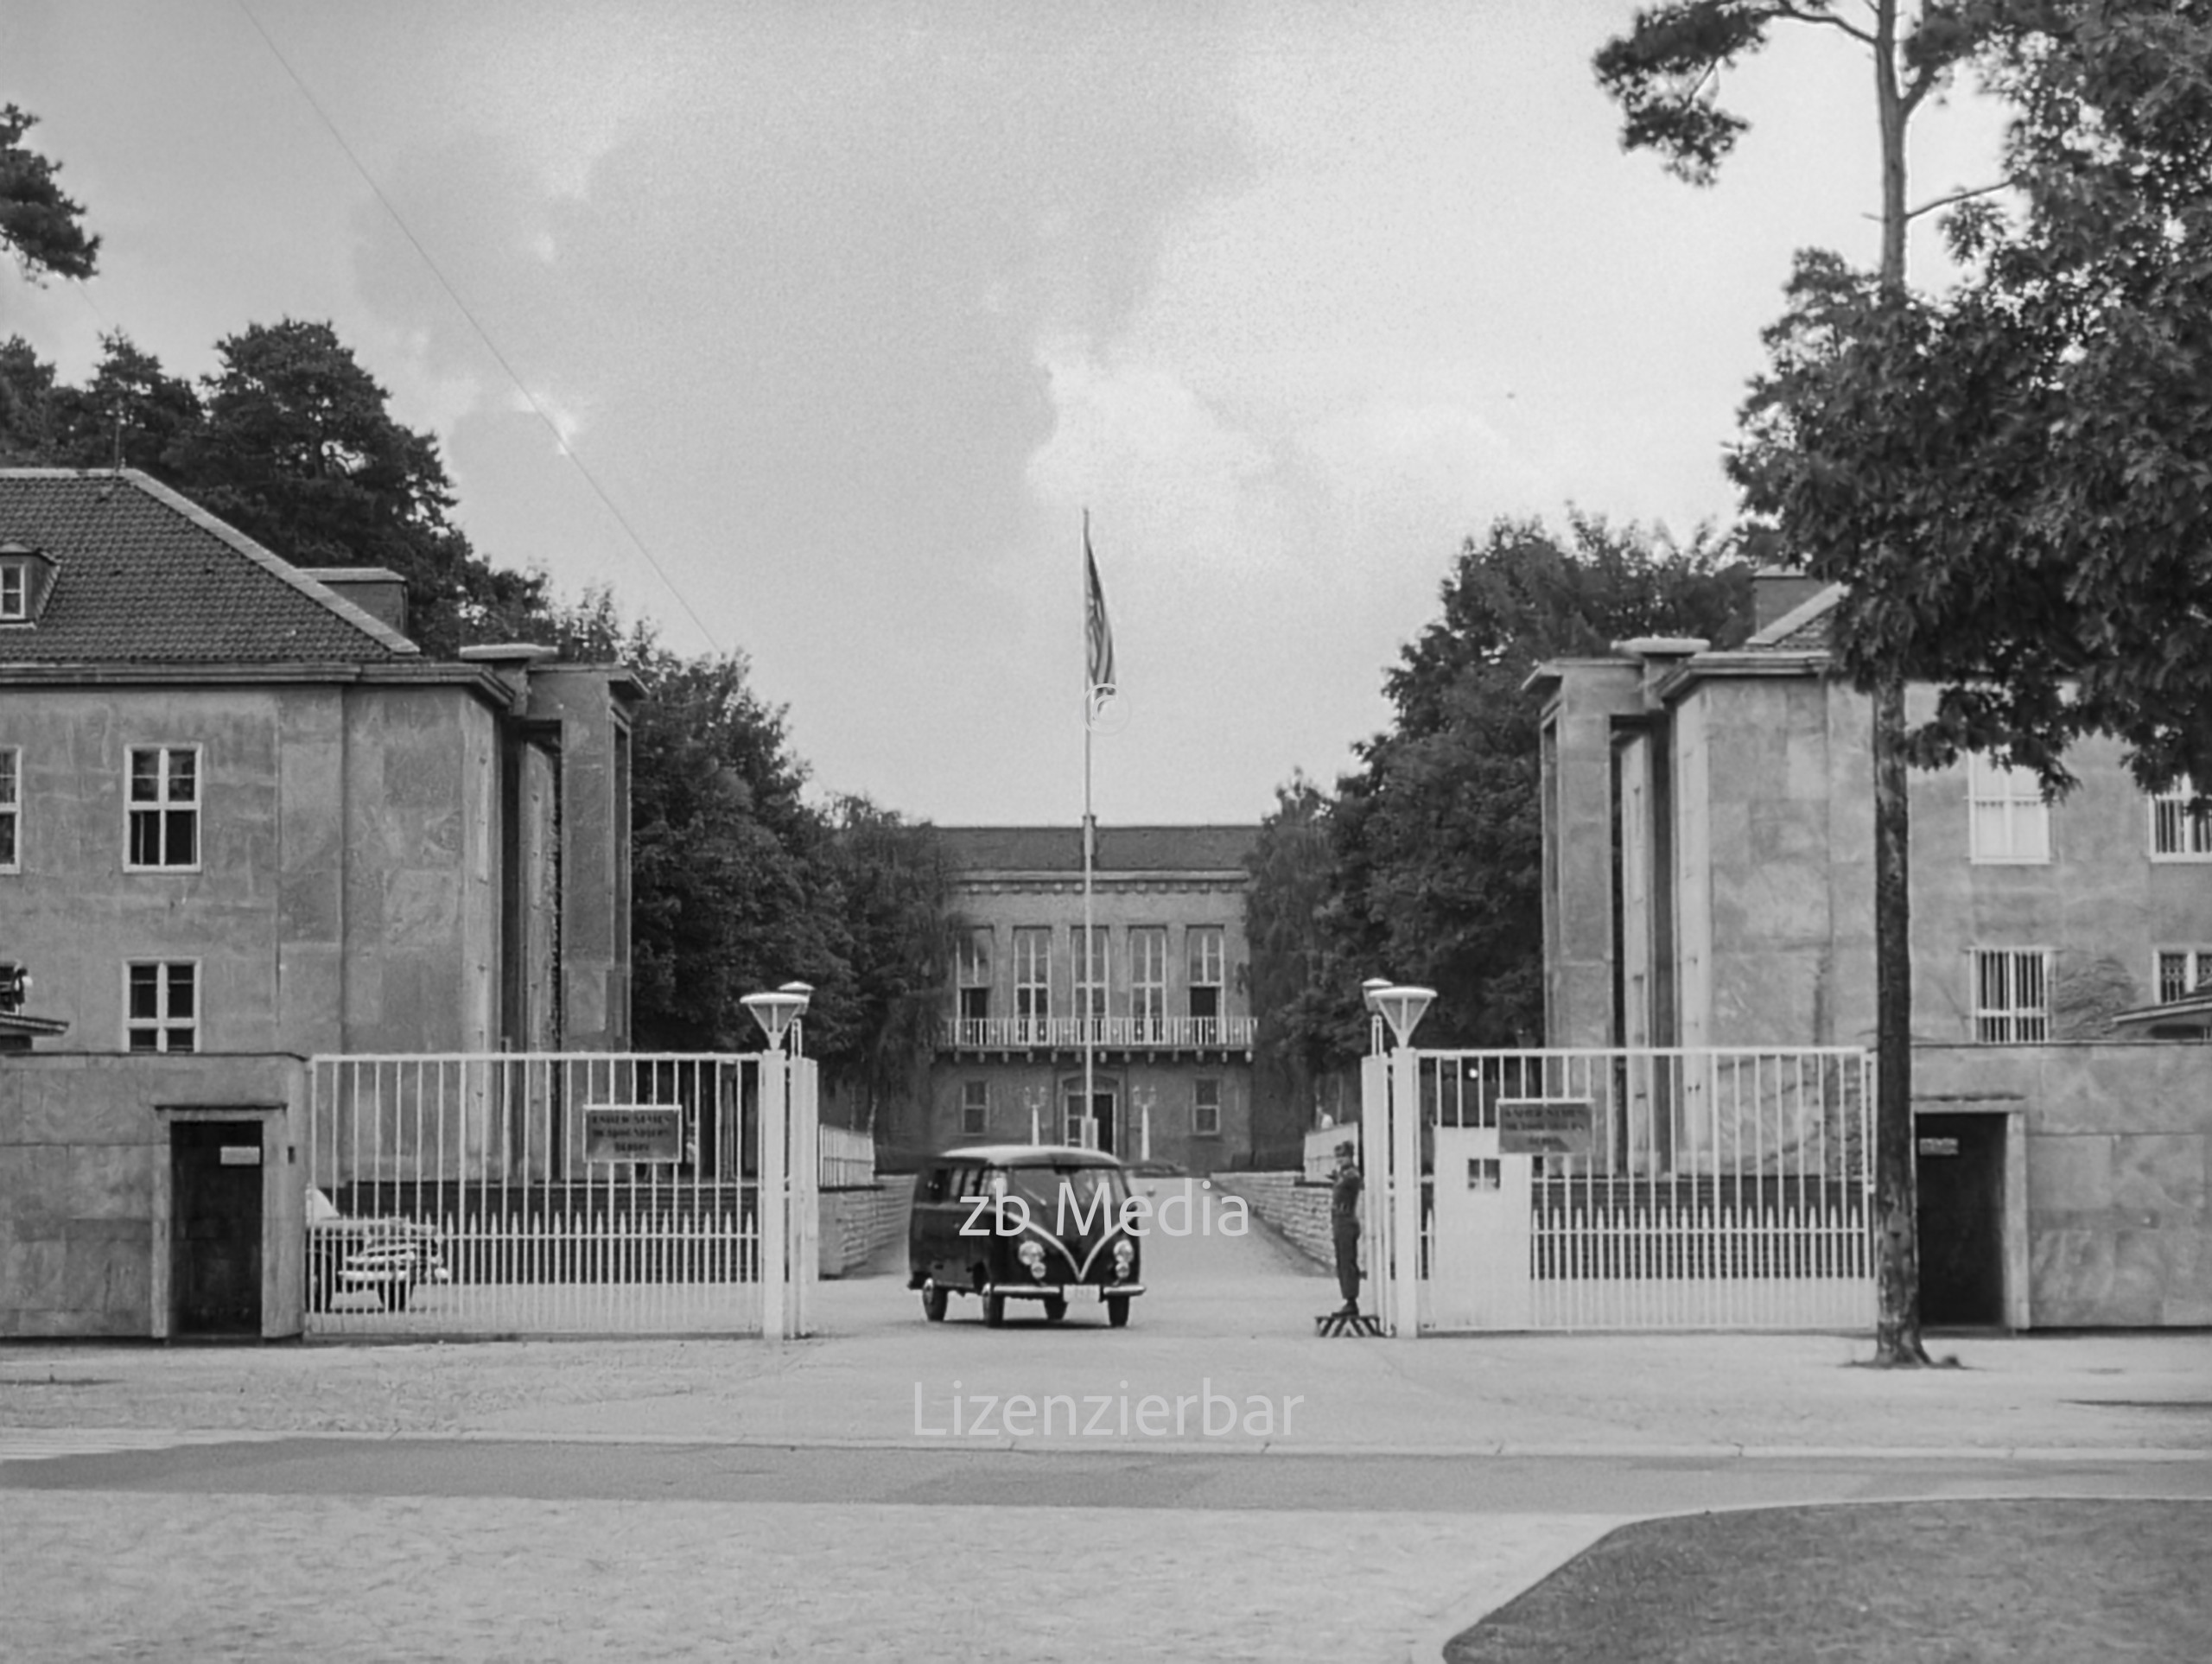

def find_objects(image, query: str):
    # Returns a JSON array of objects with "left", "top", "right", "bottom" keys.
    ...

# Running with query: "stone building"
[
  {"left": 1530, "top": 573, "right": 2212, "bottom": 1328},
  {"left": 923, "top": 825, "right": 1262, "bottom": 1177},
  {"left": 0, "top": 468, "right": 635, "bottom": 1337}
]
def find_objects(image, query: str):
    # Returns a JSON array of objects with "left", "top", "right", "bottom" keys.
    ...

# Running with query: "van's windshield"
[{"left": 989, "top": 1164, "right": 1127, "bottom": 1229}]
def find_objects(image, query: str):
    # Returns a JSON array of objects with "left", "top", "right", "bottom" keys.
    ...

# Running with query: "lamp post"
[
  {"left": 739, "top": 982, "right": 813, "bottom": 1342},
  {"left": 1021, "top": 1084, "right": 1043, "bottom": 1146},
  {"left": 1133, "top": 1084, "right": 1156, "bottom": 1163},
  {"left": 1359, "top": 980, "right": 1434, "bottom": 1341}
]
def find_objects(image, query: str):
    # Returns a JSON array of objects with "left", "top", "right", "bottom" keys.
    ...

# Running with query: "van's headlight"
[
  {"left": 1112, "top": 1239, "right": 1135, "bottom": 1278},
  {"left": 1018, "top": 1240, "right": 1047, "bottom": 1280}
]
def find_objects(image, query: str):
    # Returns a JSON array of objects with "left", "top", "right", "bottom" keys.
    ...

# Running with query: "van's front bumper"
[{"left": 946, "top": 1280, "right": 1146, "bottom": 1300}]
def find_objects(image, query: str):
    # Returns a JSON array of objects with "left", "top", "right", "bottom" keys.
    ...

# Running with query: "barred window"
[
  {"left": 127, "top": 746, "right": 200, "bottom": 869},
  {"left": 127, "top": 961, "right": 198, "bottom": 1053},
  {"left": 1974, "top": 949, "right": 2048, "bottom": 1044},
  {"left": 2150, "top": 779, "right": 2212, "bottom": 859},
  {"left": 2157, "top": 949, "right": 2212, "bottom": 1005}
]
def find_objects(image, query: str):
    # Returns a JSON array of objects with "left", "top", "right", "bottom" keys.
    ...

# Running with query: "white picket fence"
[
  {"left": 1376, "top": 1047, "right": 1877, "bottom": 1332},
  {"left": 304, "top": 1051, "right": 814, "bottom": 1337}
]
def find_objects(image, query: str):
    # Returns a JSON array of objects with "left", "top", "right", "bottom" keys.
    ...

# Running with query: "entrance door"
[
  {"left": 1064, "top": 1089, "right": 1116, "bottom": 1153},
  {"left": 1427, "top": 1126, "right": 1533, "bottom": 1331},
  {"left": 170, "top": 1121, "right": 264, "bottom": 1337},
  {"left": 1916, "top": 1114, "right": 2005, "bottom": 1327}
]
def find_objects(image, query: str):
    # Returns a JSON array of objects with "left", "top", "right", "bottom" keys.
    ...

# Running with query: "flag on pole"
[{"left": 1084, "top": 524, "right": 1116, "bottom": 696}]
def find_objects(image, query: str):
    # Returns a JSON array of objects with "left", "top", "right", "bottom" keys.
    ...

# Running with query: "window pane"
[
  {"left": 168, "top": 752, "right": 196, "bottom": 799},
  {"left": 0, "top": 818, "right": 13, "bottom": 867},
  {"left": 130, "top": 751, "right": 161, "bottom": 802},
  {"left": 128, "top": 964, "right": 159, "bottom": 1019},
  {"left": 166, "top": 966, "right": 194, "bottom": 1019},
  {"left": 129, "top": 810, "right": 156, "bottom": 867},
  {"left": 168, "top": 1029, "right": 195, "bottom": 1055},
  {"left": 0, "top": 750, "right": 16, "bottom": 803},
  {"left": 127, "top": 1026, "right": 158, "bottom": 1053},
  {"left": 167, "top": 810, "right": 196, "bottom": 865}
]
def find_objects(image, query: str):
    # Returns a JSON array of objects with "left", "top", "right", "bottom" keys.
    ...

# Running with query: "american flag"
[{"left": 1084, "top": 524, "right": 1116, "bottom": 695}]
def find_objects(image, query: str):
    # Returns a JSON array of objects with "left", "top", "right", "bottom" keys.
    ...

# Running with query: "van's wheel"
[
  {"left": 1043, "top": 1297, "right": 1067, "bottom": 1323},
  {"left": 983, "top": 1293, "right": 1007, "bottom": 1328},
  {"left": 923, "top": 1286, "right": 949, "bottom": 1322},
  {"left": 1107, "top": 1296, "right": 1130, "bottom": 1328}
]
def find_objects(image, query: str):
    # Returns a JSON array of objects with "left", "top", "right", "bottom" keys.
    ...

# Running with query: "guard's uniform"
[{"left": 1330, "top": 1159, "right": 1363, "bottom": 1307}]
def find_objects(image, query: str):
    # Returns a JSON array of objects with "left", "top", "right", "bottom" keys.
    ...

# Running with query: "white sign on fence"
[
  {"left": 1496, "top": 1097, "right": 1593, "bottom": 1157},
  {"left": 583, "top": 1106, "right": 683, "bottom": 1163}
]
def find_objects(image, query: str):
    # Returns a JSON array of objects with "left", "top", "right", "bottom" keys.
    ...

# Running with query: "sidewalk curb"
[{"left": 56, "top": 1426, "right": 2206, "bottom": 1462}]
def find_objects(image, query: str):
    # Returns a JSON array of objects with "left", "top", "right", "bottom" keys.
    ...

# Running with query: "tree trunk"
[
  {"left": 1872, "top": 675, "right": 1930, "bottom": 1363},
  {"left": 1868, "top": 1, "right": 1929, "bottom": 1365}
]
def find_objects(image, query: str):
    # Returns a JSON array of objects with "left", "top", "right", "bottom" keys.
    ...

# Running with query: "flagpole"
[{"left": 1082, "top": 510, "right": 1095, "bottom": 1152}]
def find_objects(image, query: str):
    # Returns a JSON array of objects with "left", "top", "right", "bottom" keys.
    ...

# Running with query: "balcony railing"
[{"left": 941, "top": 1014, "right": 1256, "bottom": 1051}]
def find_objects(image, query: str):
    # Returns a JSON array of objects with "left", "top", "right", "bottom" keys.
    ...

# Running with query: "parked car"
[
  {"left": 908, "top": 1144, "right": 1143, "bottom": 1327},
  {"left": 306, "top": 1187, "right": 448, "bottom": 1312}
]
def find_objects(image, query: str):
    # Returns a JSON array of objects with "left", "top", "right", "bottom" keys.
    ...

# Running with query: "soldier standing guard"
[{"left": 1330, "top": 1140, "right": 1363, "bottom": 1316}]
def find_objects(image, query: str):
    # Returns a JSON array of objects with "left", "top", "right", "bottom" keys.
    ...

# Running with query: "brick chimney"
[
  {"left": 1751, "top": 566, "right": 1828, "bottom": 632},
  {"left": 315, "top": 567, "right": 409, "bottom": 636}
]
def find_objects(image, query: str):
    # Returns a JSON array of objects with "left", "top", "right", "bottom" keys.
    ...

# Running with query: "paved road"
[{"left": 4, "top": 1187, "right": 2208, "bottom": 1661}]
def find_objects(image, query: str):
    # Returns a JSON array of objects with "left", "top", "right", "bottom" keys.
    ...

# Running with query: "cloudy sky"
[{"left": 4, "top": 2, "right": 2008, "bottom": 827}]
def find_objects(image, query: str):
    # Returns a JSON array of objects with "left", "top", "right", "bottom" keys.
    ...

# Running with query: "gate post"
[
  {"left": 757, "top": 1047, "right": 787, "bottom": 1342},
  {"left": 1358, "top": 1051, "right": 1391, "bottom": 1331},
  {"left": 1360, "top": 983, "right": 1436, "bottom": 1340},
  {"left": 788, "top": 1057, "right": 820, "bottom": 1337},
  {"left": 1390, "top": 1038, "right": 1421, "bottom": 1341}
]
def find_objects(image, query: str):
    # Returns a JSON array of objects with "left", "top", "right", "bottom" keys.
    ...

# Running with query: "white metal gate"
[
  {"left": 303, "top": 1051, "right": 818, "bottom": 1337},
  {"left": 1361, "top": 1047, "right": 1874, "bottom": 1333}
]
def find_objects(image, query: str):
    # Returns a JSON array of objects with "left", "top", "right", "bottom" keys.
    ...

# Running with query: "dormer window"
[{"left": 0, "top": 540, "right": 55, "bottom": 625}]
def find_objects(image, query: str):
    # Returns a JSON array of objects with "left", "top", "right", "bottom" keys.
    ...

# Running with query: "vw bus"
[{"left": 908, "top": 1145, "right": 1144, "bottom": 1326}]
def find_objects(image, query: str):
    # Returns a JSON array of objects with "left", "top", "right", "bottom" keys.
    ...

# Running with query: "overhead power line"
[{"left": 236, "top": 0, "right": 722, "bottom": 654}]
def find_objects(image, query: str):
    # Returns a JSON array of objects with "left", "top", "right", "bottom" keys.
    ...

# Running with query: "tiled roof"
[
  {"left": 938, "top": 824, "right": 1261, "bottom": 874},
  {"left": 0, "top": 470, "right": 416, "bottom": 664}
]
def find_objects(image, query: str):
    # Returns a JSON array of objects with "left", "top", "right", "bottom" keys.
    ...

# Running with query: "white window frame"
[
  {"left": 125, "top": 744, "right": 203, "bottom": 872},
  {"left": 1130, "top": 927, "right": 1167, "bottom": 1038},
  {"left": 0, "top": 560, "right": 25, "bottom": 621},
  {"left": 1013, "top": 928, "right": 1051, "bottom": 1035},
  {"left": 0, "top": 746, "right": 17, "bottom": 872},
  {"left": 2155, "top": 948, "right": 2212, "bottom": 1005},
  {"left": 2149, "top": 778, "right": 2212, "bottom": 861},
  {"left": 1967, "top": 752, "right": 2050, "bottom": 864},
  {"left": 1193, "top": 1077, "right": 1222, "bottom": 1139},
  {"left": 1074, "top": 926, "right": 1108, "bottom": 1026},
  {"left": 956, "top": 928, "right": 992, "bottom": 1032},
  {"left": 959, "top": 1079, "right": 988, "bottom": 1137},
  {"left": 1973, "top": 948, "right": 2050, "bottom": 1044},
  {"left": 125, "top": 959, "right": 200, "bottom": 1053}
]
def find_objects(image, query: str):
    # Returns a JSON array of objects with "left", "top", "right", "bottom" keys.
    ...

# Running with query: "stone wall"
[
  {"left": 820, "top": 1174, "right": 915, "bottom": 1279},
  {"left": 1209, "top": 1172, "right": 1334, "bottom": 1271},
  {"left": 0, "top": 1052, "right": 307, "bottom": 1338},
  {"left": 1917, "top": 1042, "right": 2212, "bottom": 1327}
]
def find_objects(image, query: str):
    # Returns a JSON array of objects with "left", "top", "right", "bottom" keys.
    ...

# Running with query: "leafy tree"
[
  {"left": 0, "top": 335, "right": 56, "bottom": 462},
  {"left": 1596, "top": 0, "right": 2002, "bottom": 1367},
  {"left": 814, "top": 795, "right": 954, "bottom": 1145},
  {"left": 166, "top": 319, "right": 547, "bottom": 655},
  {"left": 0, "top": 105, "right": 99, "bottom": 283},
  {"left": 1751, "top": 3, "right": 2212, "bottom": 803},
  {"left": 555, "top": 593, "right": 953, "bottom": 1136},
  {"left": 1243, "top": 773, "right": 1358, "bottom": 1156},
  {"left": 1249, "top": 518, "right": 1749, "bottom": 1083},
  {"left": 51, "top": 333, "right": 204, "bottom": 474}
]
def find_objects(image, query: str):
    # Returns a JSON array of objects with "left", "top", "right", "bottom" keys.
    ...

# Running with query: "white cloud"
[{"left": 1026, "top": 336, "right": 1288, "bottom": 581}]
